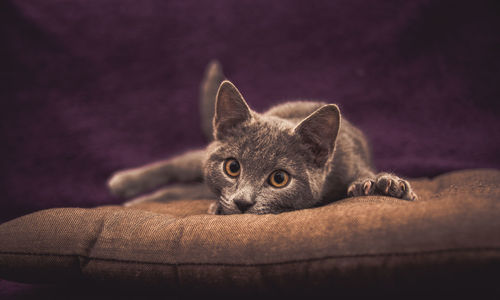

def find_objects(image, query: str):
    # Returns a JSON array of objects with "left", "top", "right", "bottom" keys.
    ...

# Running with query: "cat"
[{"left": 107, "top": 61, "right": 417, "bottom": 215}]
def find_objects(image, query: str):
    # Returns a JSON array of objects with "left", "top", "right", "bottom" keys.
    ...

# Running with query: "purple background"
[
  {"left": 2, "top": 0, "right": 500, "bottom": 224},
  {"left": 1, "top": 0, "right": 500, "bottom": 296}
]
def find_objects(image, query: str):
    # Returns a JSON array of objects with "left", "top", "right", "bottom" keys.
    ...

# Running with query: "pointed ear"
[
  {"left": 293, "top": 104, "right": 341, "bottom": 166},
  {"left": 213, "top": 80, "right": 252, "bottom": 140}
]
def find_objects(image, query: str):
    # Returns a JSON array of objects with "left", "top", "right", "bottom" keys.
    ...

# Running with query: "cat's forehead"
[{"left": 221, "top": 116, "right": 302, "bottom": 163}]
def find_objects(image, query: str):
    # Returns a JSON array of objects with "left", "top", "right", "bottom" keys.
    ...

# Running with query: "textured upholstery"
[{"left": 1, "top": 169, "right": 499, "bottom": 296}]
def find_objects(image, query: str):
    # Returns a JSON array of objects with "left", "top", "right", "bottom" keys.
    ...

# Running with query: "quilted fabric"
[{"left": 1, "top": 169, "right": 499, "bottom": 296}]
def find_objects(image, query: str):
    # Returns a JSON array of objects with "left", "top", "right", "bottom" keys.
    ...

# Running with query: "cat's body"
[{"left": 108, "top": 61, "right": 416, "bottom": 214}]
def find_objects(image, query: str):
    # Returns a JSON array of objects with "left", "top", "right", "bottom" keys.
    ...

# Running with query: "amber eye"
[
  {"left": 224, "top": 159, "right": 240, "bottom": 177},
  {"left": 268, "top": 170, "right": 290, "bottom": 188}
]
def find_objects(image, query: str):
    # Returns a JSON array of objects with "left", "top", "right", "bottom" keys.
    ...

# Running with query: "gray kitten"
[{"left": 108, "top": 61, "right": 417, "bottom": 215}]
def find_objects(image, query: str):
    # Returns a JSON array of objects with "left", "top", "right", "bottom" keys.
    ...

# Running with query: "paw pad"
[{"left": 347, "top": 173, "right": 417, "bottom": 201}]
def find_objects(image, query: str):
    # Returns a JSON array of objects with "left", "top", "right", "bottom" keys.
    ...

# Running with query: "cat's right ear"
[{"left": 213, "top": 80, "right": 252, "bottom": 140}]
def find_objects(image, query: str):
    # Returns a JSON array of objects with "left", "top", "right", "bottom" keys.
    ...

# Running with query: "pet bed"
[{"left": 1, "top": 169, "right": 499, "bottom": 297}]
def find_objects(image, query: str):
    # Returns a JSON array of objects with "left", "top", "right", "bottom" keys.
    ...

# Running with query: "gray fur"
[
  {"left": 199, "top": 60, "right": 225, "bottom": 141},
  {"left": 108, "top": 61, "right": 417, "bottom": 214}
]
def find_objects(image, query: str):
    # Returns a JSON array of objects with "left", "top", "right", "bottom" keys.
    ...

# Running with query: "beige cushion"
[{"left": 0, "top": 169, "right": 499, "bottom": 295}]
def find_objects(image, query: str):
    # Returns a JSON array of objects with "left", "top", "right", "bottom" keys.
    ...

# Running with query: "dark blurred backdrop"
[{"left": 1, "top": 0, "right": 499, "bottom": 223}]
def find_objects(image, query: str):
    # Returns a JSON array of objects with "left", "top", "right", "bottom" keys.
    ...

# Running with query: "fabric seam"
[{"left": 1, "top": 247, "right": 499, "bottom": 267}]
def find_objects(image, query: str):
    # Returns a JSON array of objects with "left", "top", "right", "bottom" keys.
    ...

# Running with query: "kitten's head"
[{"left": 204, "top": 81, "right": 340, "bottom": 214}]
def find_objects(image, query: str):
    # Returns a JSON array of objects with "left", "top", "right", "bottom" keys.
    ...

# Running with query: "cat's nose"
[{"left": 234, "top": 198, "right": 254, "bottom": 212}]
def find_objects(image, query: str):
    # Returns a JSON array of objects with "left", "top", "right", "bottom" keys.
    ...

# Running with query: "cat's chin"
[
  {"left": 208, "top": 200, "right": 296, "bottom": 215},
  {"left": 207, "top": 201, "right": 241, "bottom": 215}
]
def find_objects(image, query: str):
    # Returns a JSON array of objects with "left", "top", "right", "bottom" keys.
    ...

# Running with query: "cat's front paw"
[
  {"left": 107, "top": 171, "right": 143, "bottom": 198},
  {"left": 347, "top": 173, "right": 417, "bottom": 201},
  {"left": 207, "top": 202, "right": 222, "bottom": 215}
]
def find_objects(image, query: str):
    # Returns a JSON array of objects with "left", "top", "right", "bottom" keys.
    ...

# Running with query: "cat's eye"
[
  {"left": 268, "top": 170, "right": 290, "bottom": 188},
  {"left": 224, "top": 158, "right": 240, "bottom": 177}
]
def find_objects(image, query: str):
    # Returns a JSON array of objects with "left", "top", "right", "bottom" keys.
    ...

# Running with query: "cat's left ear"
[
  {"left": 213, "top": 80, "right": 253, "bottom": 140},
  {"left": 293, "top": 104, "right": 341, "bottom": 166}
]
